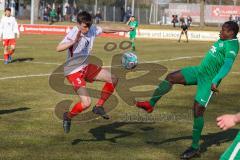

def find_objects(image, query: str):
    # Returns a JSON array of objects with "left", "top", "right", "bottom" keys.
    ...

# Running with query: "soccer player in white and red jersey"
[
  {"left": 0, "top": 8, "right": 20, "bottom": 64},
  {"left": 56, "top": 11, "right": 131, "bottom": 133}
]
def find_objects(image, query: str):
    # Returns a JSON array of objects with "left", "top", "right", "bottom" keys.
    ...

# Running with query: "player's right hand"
[
  {"left": 0, "top": 37, "right": 2, "bottom": 41},
  {"left": 216, "top": 114, "right": 237, "bottom": 130}
]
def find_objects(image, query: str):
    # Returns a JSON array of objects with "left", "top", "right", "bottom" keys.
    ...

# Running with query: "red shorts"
[
  {"left": 3, "top": 39, "right": 16, "bottom": 47},
  {"left": 66, "top": 64, "right": 102, "bottom": 91}
]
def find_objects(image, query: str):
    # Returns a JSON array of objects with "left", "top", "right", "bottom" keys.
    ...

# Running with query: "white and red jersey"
[
  {"left": 0, "top": 16, "right": 19, "bottom": 40},
  {"left": 61, "top": 25, "right": 102, "bottom": 76}
]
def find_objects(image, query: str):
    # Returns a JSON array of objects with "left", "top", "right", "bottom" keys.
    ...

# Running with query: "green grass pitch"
[{"left": 0, "top": 34, "right": 239, "bottom": 160}]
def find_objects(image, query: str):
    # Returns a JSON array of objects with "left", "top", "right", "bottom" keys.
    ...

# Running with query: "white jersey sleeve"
[
  {"left": 0, "top": 18, "right": 3, "bottom": 38},
  {"left": 60, "top": 26, "right": 79, "bottom": 44},
  {"left": 13, "top": 17, "right": 19, "bottom": 35},
  {"left": 95, "top": 26, "right": 103, "bottom": 36}
]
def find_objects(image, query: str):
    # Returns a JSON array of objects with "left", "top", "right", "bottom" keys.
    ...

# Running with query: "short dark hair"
[
  {"left": 224, "top": 21, "right": 239, "bottom": 38},
  {"left": 77, "top": 11, "right": 92, "bottom": 28},
  {"left": 5, "top": 8, "right": 11, "bottom": 12}
]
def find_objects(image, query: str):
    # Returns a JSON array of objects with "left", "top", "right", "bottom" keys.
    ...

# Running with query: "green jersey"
[
  {"left": 199, "top": 39, "right": 239, "bottom": 77},
  {"left": 128, "top": 21, "right": 138, "bottom": 34}
]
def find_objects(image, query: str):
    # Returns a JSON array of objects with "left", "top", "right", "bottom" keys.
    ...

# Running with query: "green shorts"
[
  {"left": 181, "top": 66, "right": 214, "bottom": 107},
  {"left": 130, "top": 32, "right": 136, "bottom": 40},
  {"left": 220, "top": 131, "right": 240, "bottom": 160}
]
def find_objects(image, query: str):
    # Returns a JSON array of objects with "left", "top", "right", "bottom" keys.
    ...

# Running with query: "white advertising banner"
[{"left": 137, "top": 29, "right": 221, "bottom": 41}]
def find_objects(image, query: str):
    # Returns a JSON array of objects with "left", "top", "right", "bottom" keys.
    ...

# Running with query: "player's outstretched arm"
[
  {"left": 14, "top": 18, "right": 20, "bottom": 38},
  {"left": 126, "top": 18, "right": 131, "bottom": 25},
  {"left": 99, "top": 25, "right": 132, "bottom": 33},
  {"left": 211, "top": 58, "right": 234, "bottom": 92},
  {"left": 56, "top": 41, "right": 75, "bottom": 52},
  {"left": 0, "top": 18, "right": 3, "bottom": 41},
  {"left": 56, "top": 30, "right": 81, "bottom": 52},
  {"left": 217, "top": 113, "right": 240, "bottom": 130}
]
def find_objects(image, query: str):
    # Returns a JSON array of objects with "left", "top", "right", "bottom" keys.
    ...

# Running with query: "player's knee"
[
  {"left": 193, "top": 104, "right": 205, "bottom": 117},
  {"left": 82, "top": 98, "right": 91, "bottom": 108},
  {"left": 165, "top": 73, "right": 175, "bottom": 84},
  {"left": 111, "top": 74, "right": 118, "bottom": 86}
]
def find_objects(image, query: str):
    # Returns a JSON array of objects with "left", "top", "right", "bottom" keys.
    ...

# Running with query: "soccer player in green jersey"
[
  {"left": 136, "top": 21, "right": 239, "bottom": 159},
  {"left": 127, "top": 16, "right": 138, "bottom": 51},
  {"left": 217, "top": 113, "right": 240, "bottom": 160}
]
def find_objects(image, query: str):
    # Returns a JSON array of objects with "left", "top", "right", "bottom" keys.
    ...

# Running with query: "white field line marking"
[
  {"left": 2, "top": 55, "right": 240, "bottom": 80},
  {"left": 104, "top": 55, "right": 205, "bottom": 68},
  {"left": 25, "top": 61, "right": 61, "bottom": 65},
  {"left": 0, "top": 55, "right": 204, "bottom": 66},
  {"left": 231, "top": 72, "right": 240, "bottom": 75},
  {"left": 0, "top": 73, "right": 62, "bottom": 80},
  {"left": 0, "top": 58, "right": 61, "bottom": 65},
  {"left": 1, "top": 69, "right": 240, "bottom": 81}
]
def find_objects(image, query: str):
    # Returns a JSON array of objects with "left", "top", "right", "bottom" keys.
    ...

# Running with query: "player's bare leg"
[
  {"left": 92, "top": 68, "right": 118, "bottom": 119},
  {"left": 185, "top": 31, "right": 189, "bottom": 43},
  {"left": 63, "top": 87, "right": 91, "bottom": 133},
  {"left": 180, "top": 102, "right": 205, "bottom": 159},
  {"left": 131, "top": 38, "right": 136, "bottom": 51},
  {"left": 178, "top": 31, "right": 183, "bottom": 42},
  {"left": 136, "top": 70, "right": 186, "bottom": 113}
]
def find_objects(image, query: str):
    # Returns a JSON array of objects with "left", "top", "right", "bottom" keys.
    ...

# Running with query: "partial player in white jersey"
[
  {"left": 0, "top": 8, "right": 20, "bottom": 64},
  {"left": 56, "top": 11, "right": 131, "bottom": 133}
]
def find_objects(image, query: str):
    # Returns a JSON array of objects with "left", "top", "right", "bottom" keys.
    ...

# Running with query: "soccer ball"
[{"left": 121, "top": 51, "right": 138, "bottom": 69}]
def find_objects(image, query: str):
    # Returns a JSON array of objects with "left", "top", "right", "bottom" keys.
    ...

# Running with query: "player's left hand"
[
  {"left": 216, "top": 114, "right": 237, "bottom": 130},
  {"left": 211, "top": 84, "right": 219, "bottom": 92},
  {"left": 17, "top": 34, "right": 20, "bottom": 39}
]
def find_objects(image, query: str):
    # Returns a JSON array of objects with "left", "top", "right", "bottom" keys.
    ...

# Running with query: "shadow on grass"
[
  {"left": 11, "top": 58, "right": 34, "bottom": 63},
  {"left": 146, "top": 128, "right": 238, "bottom": 153},
  {"left": 72, "top": 122, "right": 153, "bottom": 145},
  {"left": 0, "top": 107, "right": 30, "bottom": 115}
]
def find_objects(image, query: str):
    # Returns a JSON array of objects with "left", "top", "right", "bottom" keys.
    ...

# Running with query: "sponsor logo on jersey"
[{"left": 219, "top": 42, "right": 224, "bottom": 47}]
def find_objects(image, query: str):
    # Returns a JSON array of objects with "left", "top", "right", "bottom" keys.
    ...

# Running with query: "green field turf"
[{"left": 0, "top": 34, "right": 240, "bottom": 160}]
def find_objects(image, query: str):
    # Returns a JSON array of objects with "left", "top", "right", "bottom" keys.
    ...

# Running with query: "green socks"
[
  {"left": 131, "top": 41, "right": 135, "bottom": 51},
  {"left": 149, "top": 79, "right": 204, "bottom": 150},
  {"left": 149, "top": 80, "right": 172, "bottom": 106},
  {"left": 191, "top": 117, "right": 204, "bottom": 149},
  {"left": 132, "top": 41, "right": 135, "bottom": 47}
]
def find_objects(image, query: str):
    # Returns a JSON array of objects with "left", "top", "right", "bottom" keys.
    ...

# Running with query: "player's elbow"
[
  {"left": 56, "top": 45, "right": 63, "bottom": 52},
  {"left": 56, "top": 46, "right": 60, "bottom": 52}
]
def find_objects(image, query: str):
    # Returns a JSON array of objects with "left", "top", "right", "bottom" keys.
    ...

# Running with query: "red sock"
[
  {"left": 96, "top": 82, "right": 116, "bottom": 106},
  {"left": 4, "top": 54, "right": 8, "bottom": 61},
  {"left": 68, "top": 102, "right": 84, "bottom": 118}
]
